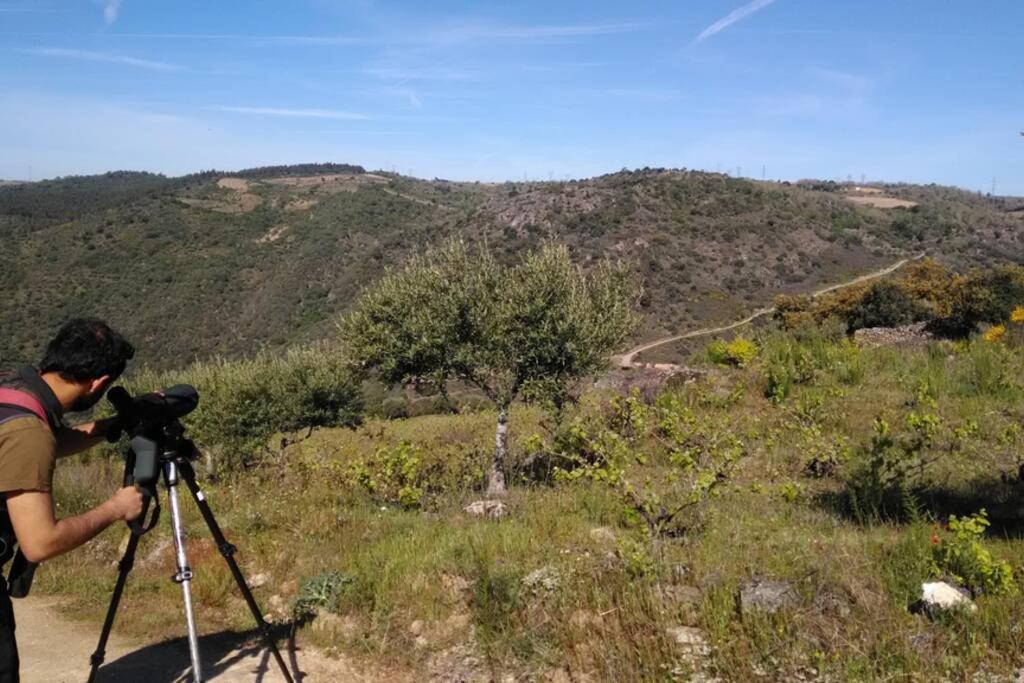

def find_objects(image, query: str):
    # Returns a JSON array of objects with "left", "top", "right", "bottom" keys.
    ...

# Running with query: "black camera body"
[
  {"left": 108, "top": 385, "right": 199, "bottom": 487},
  {"left": 107, "top": 385, "right": 200, "bottom": 536}
]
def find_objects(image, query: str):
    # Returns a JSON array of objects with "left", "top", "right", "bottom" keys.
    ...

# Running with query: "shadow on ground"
[
  {"left": 93, "top": 624, "right": 305, "bottom": 682},
  {"left": 818, "top": 472, "right": 1024, "bottom": 536}
]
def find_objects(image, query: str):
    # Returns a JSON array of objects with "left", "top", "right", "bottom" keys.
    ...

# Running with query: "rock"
[
  {"left": 427, "top": 644, "right": 487, "bottom": 683},
  {"left": 666, "top": 626, "right": 710, "bottom": 657},
  {"left": 916, "top": 581, "right": 976, "bottom": 616},
  {"left": 247, "top": 572, "right": 269, "bottom": 589},
  {"left": 813, "top": 590, "right": 851, "bottom": 619},
  {"left": 410, "top": 619, "right": 424, "bottom": 636},
  {"left": 440, "top": 573, "right": 472, "bottom": 600},
  {"left": 656, "top": 584, "right": 703, "bottom": 618},
  {"left": 523, "top": 566, "right": 561, "bottom": 594},
  {"left": 264, "top": 593, "right": 288, "bottom": 622},
  {"left": 738, "top": 578, "right": 798, "bottom": 615},
  {"left": 854, "top": 321, "right": 933, "bottom": 348},
  {"left": 464, "top": 500, "right": 508, "bottom": 519},
  {"left": 589, "top": 526, "right": 617, "bottom": 546}
]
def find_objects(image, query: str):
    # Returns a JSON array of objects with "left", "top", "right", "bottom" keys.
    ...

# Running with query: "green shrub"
[
  {"left": 348, "top": 439, "right": 486, "bottom": 508},
  {"left": 551, "top": 389, "right": 745, "bottom": 560},
  {"left": 118, "top": 346, "right": 363, "bottom": 471},
  {"left": 932, "top": 511, "right": 1015, "bottom": 596},
  {"left": 762, "top": 339, "right": 817, "bottom": 402},
  {"left": 376, "top": 397, "right": 410, "bottom": 420},
  {"left": 706, "top": 336, "right": 758, "bottom": 367},
  {"left": 935, "top": 265, "right": 1024, "bottom": 336},
  {"left": 845, "top": 413, "right": 938, "bottom": 523},
  {"left": 844, "top": 282, "right": 923, "bottom": 332},
  {"left": 292, "top": 570, "right": 355, "bottom": 620},
  {"left": 351, "top": 441, "right": 425, "bottom": 509}
]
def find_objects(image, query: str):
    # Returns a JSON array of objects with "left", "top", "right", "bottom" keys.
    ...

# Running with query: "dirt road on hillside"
[
  {"left": 13, "top": 597, "right": 361, "bottom": 682},
  {"left": 612, "top": 253, "right": 925, "bottom": 368}
]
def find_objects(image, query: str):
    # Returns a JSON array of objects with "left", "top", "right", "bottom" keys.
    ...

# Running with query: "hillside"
[
  {"left": 1, "top": 165, "right": 1022, "bottom": 368},
  {"left": 37, "top": 327, "right": 1024, "bottom": 681}
]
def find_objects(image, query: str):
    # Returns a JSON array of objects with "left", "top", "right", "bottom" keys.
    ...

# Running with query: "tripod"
[{"left": 87, "top": 421, "right": 293, "bottom": 683}]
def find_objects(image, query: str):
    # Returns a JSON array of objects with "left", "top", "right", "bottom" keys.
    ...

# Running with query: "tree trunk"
[{"left": 487, "top": 406, "right": 509, "bottom": 496}]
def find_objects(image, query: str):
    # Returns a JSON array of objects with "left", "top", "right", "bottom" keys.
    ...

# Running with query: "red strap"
[{"left": 0, "top": 388, "right": 48, "bottom": 425}]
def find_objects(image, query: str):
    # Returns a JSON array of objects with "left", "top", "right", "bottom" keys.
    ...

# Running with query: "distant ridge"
[{"left": 1, "top": 165, "right": 1020, "bottom": 368}]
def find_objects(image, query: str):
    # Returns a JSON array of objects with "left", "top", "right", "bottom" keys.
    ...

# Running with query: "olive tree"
[{"left": 342, "top": 240, "right": 640, "bottom": 495}]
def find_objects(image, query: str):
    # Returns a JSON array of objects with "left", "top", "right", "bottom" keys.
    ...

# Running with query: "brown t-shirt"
[{"left": 0, "top": 416, "right": 56, "bottom": 493}]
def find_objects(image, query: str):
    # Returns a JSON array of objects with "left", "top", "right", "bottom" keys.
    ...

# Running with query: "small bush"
[
  {"left": 931, "top": 511, "right": 1015, "bottom": 596},
  {"left": 706, "top": 336, "right": 758, "bottom": 367},
  {"left": 292, "top": 571, "right": 355, "bottom": 620},
  {"left": 348, "top": 439, "right": 486, "bottom": 508},
  {"left": 845, "top": 414, "right": 937, "bottom": 523},
  {"left": 844, "top": 282, "right": 922, "bottom": 332}
]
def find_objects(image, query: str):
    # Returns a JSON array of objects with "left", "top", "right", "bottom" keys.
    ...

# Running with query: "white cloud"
[
  {"left": 103, "top": 0, "right": 122, "bottom": 25},
  {"left": 23, "top": 48, "right": 179, "bottom": 71},
  {"left": 694, "top": 0, "right": 778, "bottom": 43},
  {"left": 210, "top": 106, "right": 370, "bottom": 120}
]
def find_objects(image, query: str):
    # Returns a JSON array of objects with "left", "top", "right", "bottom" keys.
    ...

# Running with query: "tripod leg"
[
  {"left": 177, "top": 459, "right": 295, "bottom": 683},
  {"left": 87, "top": 530, "right": 142, "bottom": 683},
  {"left": 164, "top": 460, "right": 204, "bottom": 682}
]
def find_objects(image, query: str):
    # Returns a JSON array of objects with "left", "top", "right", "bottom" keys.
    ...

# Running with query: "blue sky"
[{"left": 1, "top": 1, "right": 1022, "bottom": 193}]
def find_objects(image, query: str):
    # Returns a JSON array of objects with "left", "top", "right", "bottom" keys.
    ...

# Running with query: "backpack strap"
[{"left": 0, "top": 388, "right": 48, "bottom": 426}]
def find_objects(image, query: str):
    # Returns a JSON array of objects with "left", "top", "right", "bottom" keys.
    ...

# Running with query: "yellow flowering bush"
[
  {"left": 1011, "top": 306, "right": 1024, "bottom": 323},
  {"left": 984, "top": 324, "right": 1007, "bottom": 343}
]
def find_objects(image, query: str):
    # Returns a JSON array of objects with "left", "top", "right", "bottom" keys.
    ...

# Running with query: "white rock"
[
  {"left": 921, "top": 581, "right": 976, "bottom": 613},
  {"left": 247, "top": 572, "right": 269, "bottom": 589},
  {"left": 523, "top": 566, "right": 561, "bottom": 593},
  {"left": 464, "top": 500, "right": 508, "bottom": 519},
  {"left": 666, "top": 626, "right": 710, "bottom": 656}
]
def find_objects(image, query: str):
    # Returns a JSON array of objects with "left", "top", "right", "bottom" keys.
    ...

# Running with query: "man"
[{"left": 0, "top": 318, "right": 144, "bottom": 682}]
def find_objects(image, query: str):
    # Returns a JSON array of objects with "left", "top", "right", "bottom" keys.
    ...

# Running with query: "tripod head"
[{"left": 108, "top": 385, "right": 200, "bottom": 535}]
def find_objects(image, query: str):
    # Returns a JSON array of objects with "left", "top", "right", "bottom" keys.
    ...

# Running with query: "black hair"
[{"left": 39, "top": 318, "right": 135, "bottom": 382}]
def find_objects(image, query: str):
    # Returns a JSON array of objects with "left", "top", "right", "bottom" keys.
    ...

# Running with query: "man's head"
[{"left": 39, "top": 318, "right": 135, "bottom": 412}]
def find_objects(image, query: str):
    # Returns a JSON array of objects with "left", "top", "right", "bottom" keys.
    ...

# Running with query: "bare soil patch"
[
  {"left": 216, "top": 177, "right": 251, "bottom": 192},
  {"left": 264, "top": 174, "right": 386, "bottom": 191},
  {"left": 256, "top": 225, "right": 290, "bottom": 244},
  {"left": 844, "top": 195, "right": 918, "bottom": 209},
  {"left": 181, "top": 193, "right": 262, "bottom": 214},
  {"left": 285, "top": 198, "right": 319, "bottom": 212}
]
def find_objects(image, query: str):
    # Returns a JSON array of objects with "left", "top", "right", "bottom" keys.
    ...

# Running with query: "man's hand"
[{"left": 109, "top": 486, "right": 145, "bottom": 521}]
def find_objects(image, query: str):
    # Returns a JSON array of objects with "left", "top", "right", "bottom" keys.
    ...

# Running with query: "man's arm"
[
  {"left": 5, "top": 487, "right": 144, "bottom": 562},
  {"left": 54, "top": 417, "right": 119, "bottom": 458}
]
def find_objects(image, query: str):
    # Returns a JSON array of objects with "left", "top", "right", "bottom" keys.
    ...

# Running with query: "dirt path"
[
  {"left": 612, "top": 253, "right": 925, "bottom": 368},
  {"left": 13, "top": 597, "right": 361, "bottom": 682}
]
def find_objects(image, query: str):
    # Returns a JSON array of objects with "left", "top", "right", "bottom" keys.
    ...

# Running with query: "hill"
[{"left": 1, "top": 165, "right": 1021, "bottom": 367}]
